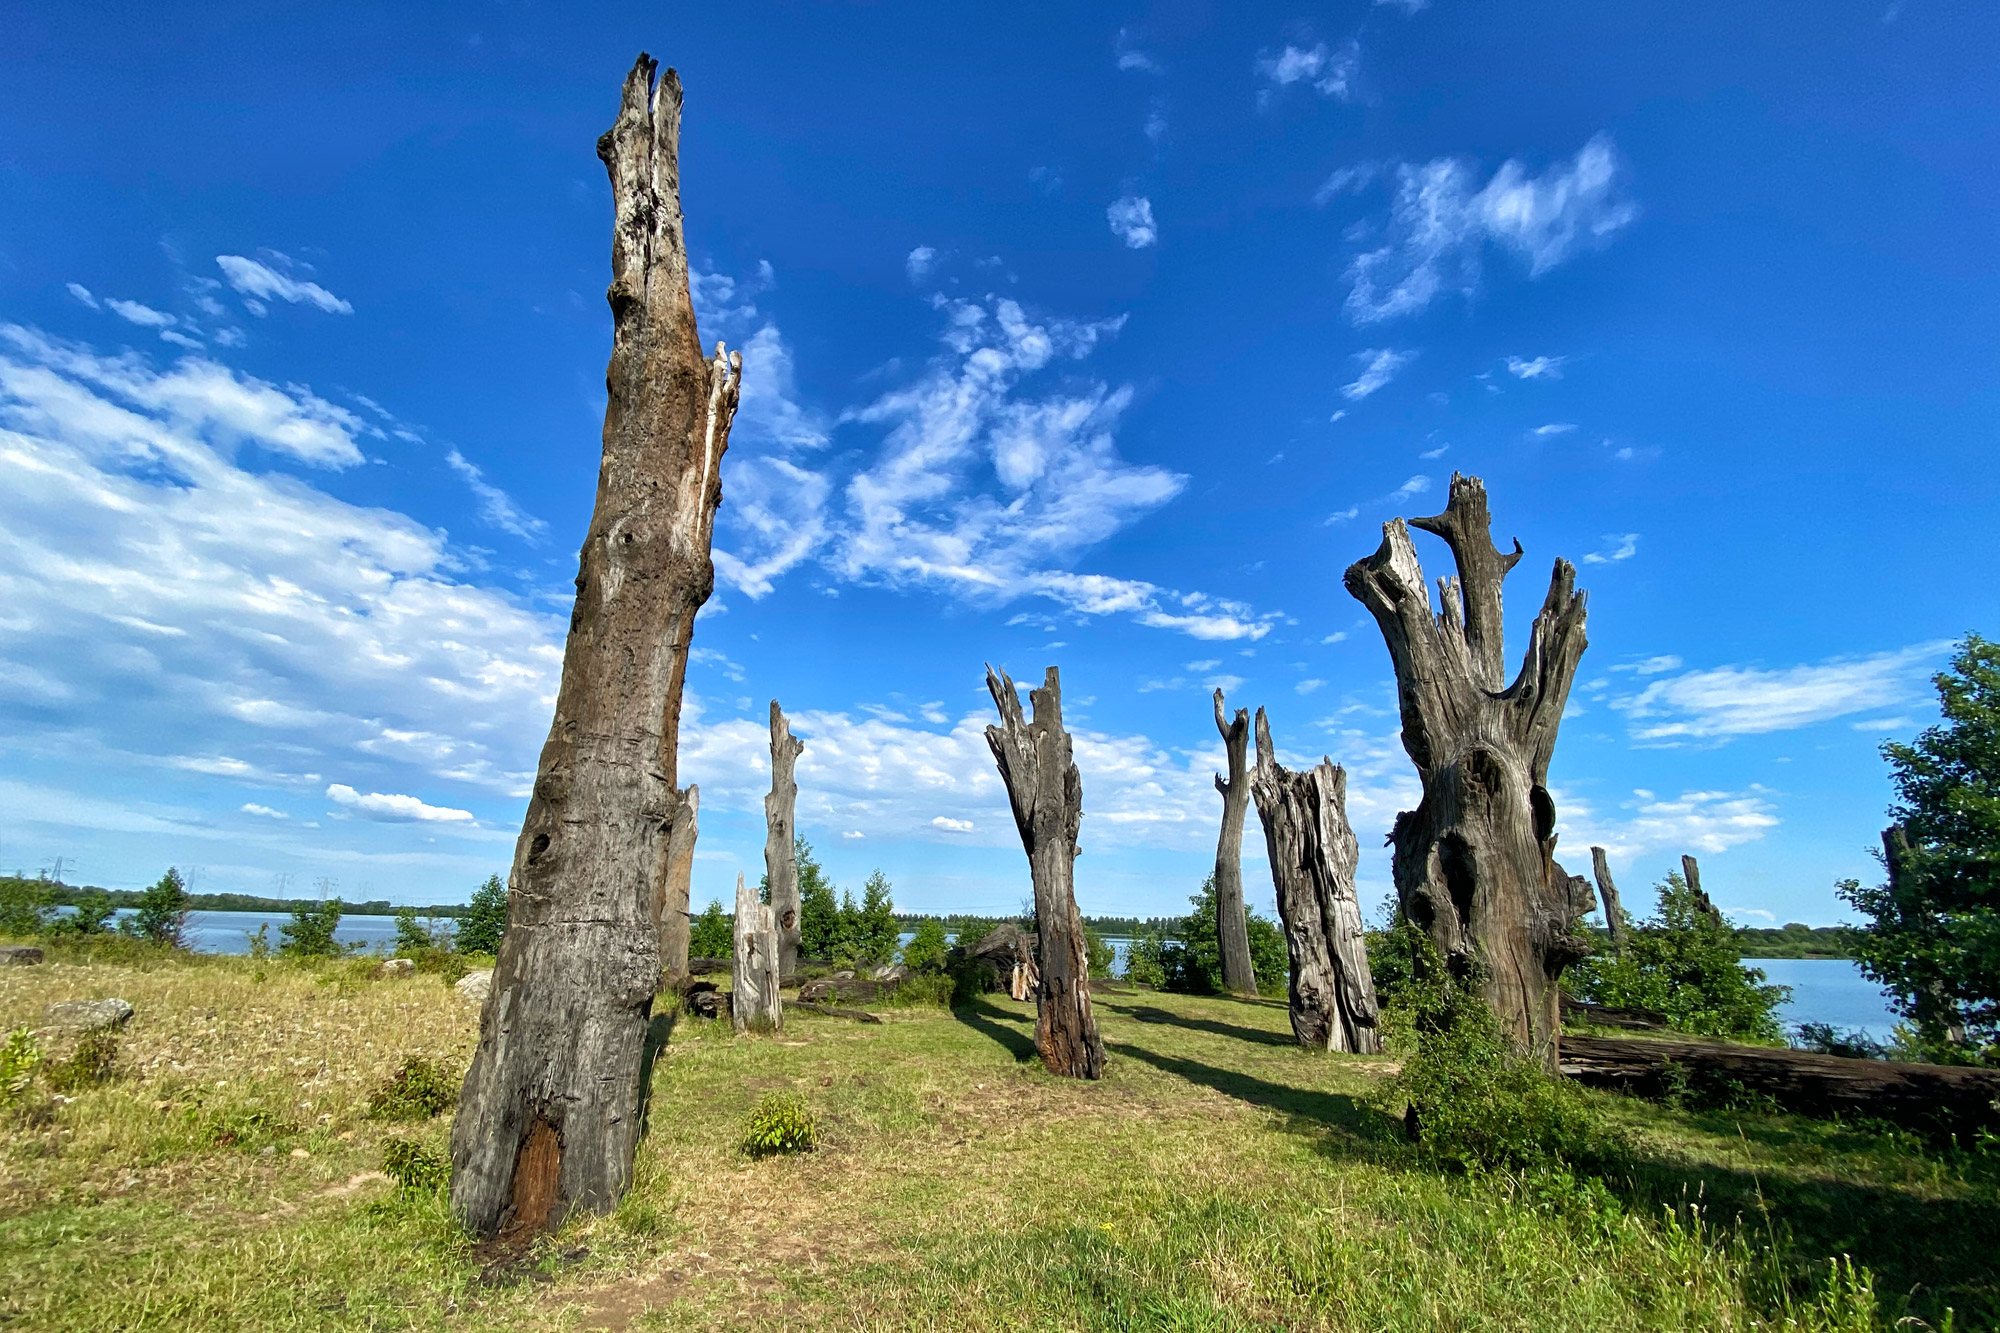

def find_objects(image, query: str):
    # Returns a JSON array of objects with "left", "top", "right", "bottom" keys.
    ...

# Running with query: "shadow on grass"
[
  {"left": 1108, "top": 1040, "right": 1396, "bottom": 1145},
  {"left": 953, "top": 998, "right": 1038, "bottom": 1064},
  {"left": 634, "top": 1003, "right": 680, "bottom": 1140},
  {"left": 1098, "top": 1002, "right": 1298, "bottom": 1049}
]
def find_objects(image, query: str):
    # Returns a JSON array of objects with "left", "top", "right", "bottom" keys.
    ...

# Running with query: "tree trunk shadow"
[
  {"left": 1099, "top": 1001, "right": 1299, "bottom": 1048},
  {"left": 953, "top": 997, "right": 1039, "bottom": 1063},
  {"left": 1108, "top": 1040, "right": 1398, "bottom": 1144},
  {"left": 634, "top": 1002, "right": 680, "bottom": 1139}
]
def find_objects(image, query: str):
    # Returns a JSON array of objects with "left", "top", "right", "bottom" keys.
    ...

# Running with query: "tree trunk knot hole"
[{"left": 527, "top": 833, "right": 551, "bottom": 865}]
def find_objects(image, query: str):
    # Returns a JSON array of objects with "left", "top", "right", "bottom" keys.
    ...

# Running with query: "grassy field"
[{"left": 1, "top": 948, "right": 1993, "bottom": 1331}]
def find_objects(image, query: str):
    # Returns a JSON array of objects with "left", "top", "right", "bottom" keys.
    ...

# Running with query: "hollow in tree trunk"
[
  {"left": 985, "top": 664, "right": 1105, "bottom": 1079},
  {"left": 450, "top": 55, "right": 742, "bottom": 1240},
  {"left": 1211, "top": 689, "right": 1256, "bottom": 995},
  {"left": 764, "top": 700, "right": 804, "bottom": 979},
  {"left": 655, "top": 784, "right": 698, "bottom": 983},
  {"left": 1249, "top": 709, "right": 1381, "bottom": 1052},
  {"left": 1343, "top": 473, "right": 1594, "bottom": 1070}
]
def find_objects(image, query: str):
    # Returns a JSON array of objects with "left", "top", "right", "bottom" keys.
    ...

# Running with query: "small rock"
[
  {"left": 290, "top": 1148, "right": 310, "bottom": 1159},
  {"left": 375, "top": 958, "right": 415, "bottom": 979},
  {"left": 454, "top": 969, "right": 493, "bottom": 1002},
  {"left": 45, "top": 998, "right": 135, "bottom": 1031},
  {"left": 0, "top": 946, "right": 43, "bottom": 966}
]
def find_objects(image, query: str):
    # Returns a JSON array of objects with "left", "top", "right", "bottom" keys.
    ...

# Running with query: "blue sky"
[{"left": 1, "top": 2, "right": 1994, "bottom": 926}]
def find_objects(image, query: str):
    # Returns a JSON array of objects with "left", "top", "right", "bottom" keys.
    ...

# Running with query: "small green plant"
[
  {"left": 382, "top": 1138, "right": 450, "bottom": 1193},
  {"left": 1, "top": 1026, "right": 41, "bottom": 1105},
  {"left": 45, "top": 1028, "right": 120, "bottom": 1094},
  {"left": 742, "top": 1091, "right": 818, "bottom": 1157},
  {"left": 881, "top": 972, "right": 954, "bottom": 1008},
  {"left": 244, "top": 922, "right": 271, "bottom": 960},
  {"left": 366, "top": 1056, "right": 459, "bottom": 1120}
]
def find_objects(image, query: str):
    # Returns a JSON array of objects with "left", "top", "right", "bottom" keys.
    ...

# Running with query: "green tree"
[
  {"left": 1083, "top": 923, "right": 1114, "bottom": 979},
  {"left": 456, "top": 875, "right": 509, "bottom": 956},
  {"left": 280, "top": 899, "right": 343, "bottom": 957},
  {"left": 854, "top": 871, "right": 899, "bottom": 964},
  {"left": 1840, "top": 634, "right": 2000, "bottom": 1056},
  {"left": 901, "top": 918, "right": 950, "bottom": 973},
  {"left": 0, "top": 877, "right": 53, "bottom": 937},
  {"left": 45, "top": 890, "right": 113, "bottom": 938},
  {"left": 1568, "top": 873, "right": 1790, "bottom": 1041},
  {"left": 793, "top": 838, "right": 842, "bottom": 960},
  {"left": 1124, "top": 877, "right": 1288, "bottom": 997},
  {"left": 393, "top": 907, "right": 454, "bottom": 957},
  {"left": 124, "top": 867, "right": 191, "bottom": 948},
  {"left": 689, "top": 898, "right": 733, "bottom": 958}
]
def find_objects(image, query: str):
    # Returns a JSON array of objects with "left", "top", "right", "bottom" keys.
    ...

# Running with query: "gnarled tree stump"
[
  {"left": 985, "top": 665, "right": 1105, "bottom": 1079},
  {"left": 764, "top": 700, "right": 805, "bottom": 979},
  {"left": 1211, "top": 689, "right": 1256, "bottom": 995},
  {"left": 655, "top": 784, "right": 699, "bottom": 983},
  {"left": 1248, "top": 710, "right": 1381, "bottom": 1052},
  {"left": 1344, "top": 473, "right": 1593, "bottom": 1070},
  {"left": 449, "top": 55, "right": 742, "bottom": 1240},
  {"left": 733, "top": 873, "right": 782, "bottom": 1033}
]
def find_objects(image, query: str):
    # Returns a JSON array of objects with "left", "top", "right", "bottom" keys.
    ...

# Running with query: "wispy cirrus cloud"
[
  {"left": 216, "top": 253, "right": 353, "bottom": 315},
  {"left": 1507, "top": 354, "right": 1567, "bottom": 379},
  {"left": 1255, "top": 40, "right": 1359, "bottom": 104},
  {"left": 1612, "top": 643, "right": 1951, "bottom": 742},
  {"left": 1342, "top": 347, "right": 1416, "bottom": 400}
]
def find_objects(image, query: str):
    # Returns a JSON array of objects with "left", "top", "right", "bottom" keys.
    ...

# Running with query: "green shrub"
[
  {"left": 45, "top": 891, "right": 114, "bottom": 938},
  {"left": 124, "top": 867, "right": 191, "bottom": 948},
  {"left": 0, "top": 1026, "right": 41, "bottom": 1106},
  {"left": 1122, "top": 877, "right": 1289, "bottom": 997},
  {"left": 901, "top": 917, "right": 951, "bottom": 973},
  {"left": 382, "top": 1139, "right": 450, "bottom": 1193},
  {"left": 689, "top": 898, "right": 734, "bottom": 958},
  {"left": 742, "top": 1091, "right": 818, "bottom": 1157},
  {"left": 45, "top": 1028, "right": 120, "bottom": 1094},
  {"left": 365, "top": 1057, "right": 459, "bottom": 1120},
  {"left": 1083, "top": 924, "right": 1114, "bottom": 979},
  {"left": 0, "top": 876, "right": 54, "bottom": 936},
  {"left": 882, "top": 973, "right": 954, "bottom": 1008},
  {"left": 280, "top": 899, "right": 343, "bottom": 957},
  {"left": 456, "top": 874, "right": 510, "bottom": 956}
]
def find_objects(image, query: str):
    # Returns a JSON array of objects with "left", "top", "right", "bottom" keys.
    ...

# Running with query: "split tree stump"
[
  {"left": 985, "top": 665, "right": 1106, "bottom": 1079},
  {"left": 764, "top": 700, "right": 805, "bottom": 979},
  {"left": 449, "top": 55, "right": 742, "bottom": 1240},
  {"left": 1589, "top": 845, "right": 1627, "bottom": 952},
  {"left": 733, "top": 873, "right": 782, "bottom": 1034},
  {"left": 1248, "top": 709, "right": 1381, "bottom": 1053},
  {"left": 1210, "top": 689, "right": 1257, "bottom": 995},
  {"left": 1344, "top": 473, "right": 1594, "bottom": 1070}
]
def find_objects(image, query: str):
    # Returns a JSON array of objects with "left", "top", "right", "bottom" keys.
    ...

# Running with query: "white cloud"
[
  {"left": 1531, "top": 422, "right": 1577, "bottom": 437},
  {"left": 107, "top": 299, "right": 175, "bottom": 328},
  {"left": 444, "top": 447, "right": 548, "bottom": 542},
  {"left": 1324, "top": 507, "right": 1359, "bottom": 525},
  {"left": 1581, "top": 533, "right": 1639, "bottom": 564},
  {"left": 1296, "top": 679, "right": 1326, "bottom": 694},
  {"left": 240, "top": 803, "right": 289, "bottom": 820},
  {"left": 1255, "top": 41, "right": 1359, "bottom": 101},
  {"left": 1387, "top": 474, "right": 1431, "bottom": 504},
  {"left": 1314, "top": 163, "right": 1379, "bottom": 205},
  {"left": 1144, "top": 100, "right": 1169, "bottom": 145},
  {"left": 1342, "top": 347, "right": 1416, "bottom": 401},
  {"left": 1375, "top": 0, "right": 1429, "bottom": 12},
  {"left": 1610, "top": 655, "right": 1682, "bottom": 676},
  {"left": 1560, "top": 786, "right": 1780, "bottom": 861},
  {"left": 66, "top": 283, "right": 99, "bottom": 310},
  {"left": 1850, "top": 716, "right": 1914, "bottom": 732},
  {"left": 1346, "top": 134, "right": 1637, "bottom": 323},
  {"left": 1107, "top": 196, "right": 1158, "bottom": 249},
  {"left": 215, "top": 254, "right": 354, "bottom": 315},
  {"left": 906, "top": 246, "right": 937, "bottom": 284},
  {"left": 931, "top": 816, "right": 975, "bottom": 833},
  {"left": 1613, "top": 643, "right": 1950, "bottom": 742},
  {"left": 327, "top": 783, "right": 475, "bottom": 823},
  {"left": 1506, "top": 354, "right": 1566, "bottom": 379},
  {"left": 1184, "top": 659, "right": 1221, "bottom": 672}
]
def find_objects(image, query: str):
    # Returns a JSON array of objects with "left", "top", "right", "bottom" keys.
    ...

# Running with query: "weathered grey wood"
[
  {"left": 1560, "top": 1033, "right": 2000, "bottom": 1136},
  {"left": 1344, "top": 473, "right": 1594, "bottom": 1071},
  {"left": 985, "top": 664, "right": 1106, "bottom": 1079},
  {"left": 1211, "top": 689, "right": 1257, "bottom": 995},
  {"left": 792, "top": 1001, "right": 884, "bottom": 1024},
  {"left": 764, "top": 700, "right": 805, "bottom": 979},
  {"left": 732, "top": 873, "right": 782, "bottom": 1034},
  {"left": 1680, "top": 853, "right": 1724, "bottom": 922},
  {"left": 450, "top": 54, "right": 742, "bottom": 1242},
  {"left": 1589, "top": 845, "right": 1627, "bottom": 951},
  {"left": 1560, "top": 995, "right": 1666, "bottom": 1031},
  {"left": 1248, "top": 710, "right": 1381, "bottom": 1053},
  {"left": 654, "top": 784, "right": 699, "bottom": 984}
]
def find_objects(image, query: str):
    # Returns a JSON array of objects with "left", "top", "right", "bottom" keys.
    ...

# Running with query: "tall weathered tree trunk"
[
  {"left": 450, "top": 55, "right": 742, "bottom": 1240},
  {"left": 655, "top": 784, "right": 699, "bottom": 983},
  {"left": 985, "top": 665, "right": 1105, "bottom": 1079},
  {"left": 1248, "top": 710, "right": 1381, "bottom": 1052},
  {"left": 764, "top": 700, "right": 805, "bottom": 979},
  {"left": 1211, "top": 689, "right": 1257, "bottom": 995},
  {"left": 1343, "top": 473, "right": 1594, "bottom": 1070},
  {"left": 733, "top": 873, "right": 782, "bottom": 1033},
  {"left": 1589, "top": 846, "right": 1627, "bottom": 952}
]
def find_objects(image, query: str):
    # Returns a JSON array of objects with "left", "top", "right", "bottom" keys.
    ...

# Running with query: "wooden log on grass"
[{"left": 450, "top": 54, "right": 742, "bottom": 1243}]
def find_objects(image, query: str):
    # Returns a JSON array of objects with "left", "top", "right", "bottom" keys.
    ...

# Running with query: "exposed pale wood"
[
  {"left": 451, "top": 54, "right": 742, "bottom": 1240},
  {"left": 1589, "top": 845, "right": 1627, "bottom": 951},
  {"left": 985, "top": 664, "right": 1106, "bottom": 1079},
  {"left": 1560, "top": 1033, "right": 2000, "bottom": 1136},
  {"left": 764, "top": 700, "right": 805, "bottom": 979},
  {"left": 655, "top": 784, "right": 699, "bottom": 983},
  {"left": 732, "top": 873, "right": 782, "bottom": 1034},
  {"left": 1344, "top": 473, "right": 1594, "bottom": 1070},
  {"left": 1248, "top": 709, "right": 1381, "bottom": 1053},
  {"left": 1211, "top": 689, "right": 1257, "bottom": 995}
]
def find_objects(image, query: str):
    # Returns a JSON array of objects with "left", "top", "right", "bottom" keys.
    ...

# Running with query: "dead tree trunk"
[
  {"left": 1211, "top": 689, "right": 1257, "bottom": 995},
  {"left": 764, "top": 701, "right": 805, "bottom": 979},
  {"left": 985, "top": 665, "right": 1105, "bottom": 1079},
  {"left": 1343, "top": 473, "right": 1594, "bottom": 1071},
  {"left": 450, "top": 55, "right": 742, "bottom": 1241},
  {"left": 732, "top": 873, "right": 782, "bottom": 1033},
  {"left": 1589, "top": 846, "right": 1627, "bottom": 952},
  {"left": 654, "top": 784, "right": 699, "bottom": 984},
  {"left": 1248, "top": 710, "right": 1381, "bottom": 1052}
]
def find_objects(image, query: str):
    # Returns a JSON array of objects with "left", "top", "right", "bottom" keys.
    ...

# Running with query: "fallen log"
[
  {"left": 799, "top": 977, "right": 896, "bottom": 1004},
  {"left": 1559, "top": 1033, "right": 2000, "bottom": 1136},
  {"left": 792, "top": 1001, "right": 882, "bottom": 1024}
]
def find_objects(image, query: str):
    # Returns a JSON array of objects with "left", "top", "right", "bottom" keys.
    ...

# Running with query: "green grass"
[{"left": 0, "top": 951, "right": 1992, "bottom": 1331}]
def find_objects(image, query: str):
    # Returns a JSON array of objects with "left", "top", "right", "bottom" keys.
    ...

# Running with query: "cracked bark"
[
  {"left": 450, "top": 54, "right": 742, "bottom": 1239},
  {"left": 985, "top": 664, "right": 1105, "bottom": 1079},
  {"left": 1249, "top": 710, "right": 1381, "bottom": 1052},
  {"left": 1343, "top": 473, "right": 1593, "bottom": 1070},
  {"left": 764, "top": 700, "right": 804, "bottom": 980},
  {"left": 1211, "top": 689, "right": 1256, "bottom": 995}
]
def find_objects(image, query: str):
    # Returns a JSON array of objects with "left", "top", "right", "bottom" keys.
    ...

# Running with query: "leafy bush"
[
  {"left": 0, "top": 876, "right": 54, "bottom": 936},
  {"left": 741, "top": 1091, "right": 818, "bottom": 1157},
  {"left": 124, "top": 866, "right": 190, "bottom": 948},
  {"left": 280, "top": 898, "right": 343, "bottom": 957},
  {"left": 1567, "top": 873, "right": 1790, "bottom": 1042},
  {"left": 0, "top": 1026, "right": 41, "bottom": 1106},
  {"left": 1123, "top": 877, "right": 1289, "bottom": 997},
  {"left": 383, "top": 1138, "right": 450, "bottom": 1193},
  {"left": 882, "top": 973, "right": 954, "bottom": 1008},
  {"left": 1793, "top": 1022, "right": 1889, "bottom": 1061},
  {"left": 45, "top": 891, "right": 114, "bottom": 938},
  {"left": 689, "top": 898, "right": 733, "bottom": 958},
  {"left": 1083, "top": 924, "right": 1114, "bottom": 979},
  {"left": 901, "top": 918, "right": 951, "bottom": 973},
  {"left": 366, "top": 1057, "right": 459, "bottom": 1120},
  {"left": 456, "top": 874, "right": 509, "bottom": 956},
  {"left": 45, "top": 1028, "right": 120, "bottom": 1094}
]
